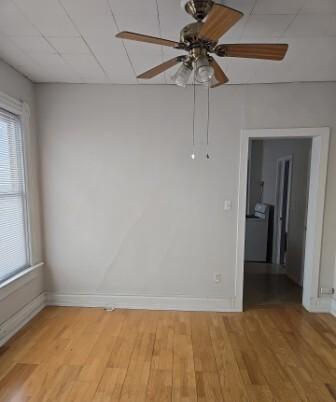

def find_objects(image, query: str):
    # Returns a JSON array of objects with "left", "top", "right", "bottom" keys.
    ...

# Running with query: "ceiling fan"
[{"left": 115, "top": 0, "right": 288, "bottom": 88}]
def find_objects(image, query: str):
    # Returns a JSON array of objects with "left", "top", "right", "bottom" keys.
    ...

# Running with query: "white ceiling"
[{"left": 0, "top": 0, "right": 336, "bottom": 85}]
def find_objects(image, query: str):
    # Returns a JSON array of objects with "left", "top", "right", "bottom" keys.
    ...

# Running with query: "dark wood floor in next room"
[{"left": 0, "top": 306, "right": 336, "bottom": 402}]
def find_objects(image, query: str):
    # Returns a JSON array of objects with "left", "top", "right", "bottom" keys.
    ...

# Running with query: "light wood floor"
[{"left": 0, "top": 306, "right": 336, "bottom": 402}]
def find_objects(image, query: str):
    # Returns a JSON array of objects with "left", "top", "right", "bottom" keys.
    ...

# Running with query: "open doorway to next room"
[{"left": 244, "top": 138, "right": 312, "bottom": 308}]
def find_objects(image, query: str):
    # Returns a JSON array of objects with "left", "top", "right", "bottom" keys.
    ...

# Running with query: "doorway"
[
  {"left": 235, "top": 128, "right": 329, "bottom": 312},
  {"left": 244, "top": 141, "right": 310, "bottom": 308}
]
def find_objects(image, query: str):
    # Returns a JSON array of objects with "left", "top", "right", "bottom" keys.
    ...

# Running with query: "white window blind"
[{"left": 0, "top": 107, "right": 30, "bottom": 283}]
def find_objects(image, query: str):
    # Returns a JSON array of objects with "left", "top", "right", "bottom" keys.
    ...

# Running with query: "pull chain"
[
  {"left": 191, "top": 70, "right": 196, "bottom": 160},
  {"left": 191, "top": 75, "right": 211, "bottom": 160},
  {"left": 206, "top": 82, "right": 210, "bottom": 159}
]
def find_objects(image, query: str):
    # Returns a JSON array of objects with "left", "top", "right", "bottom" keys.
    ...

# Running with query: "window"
[{"left": 0, "top": 107, "right": 30, "bottom": 283}]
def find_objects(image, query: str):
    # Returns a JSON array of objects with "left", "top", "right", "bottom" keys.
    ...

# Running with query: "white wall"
[
  {"left": 36, "top": 82, "right": 336, "bottom": 307},
  {"left": 0, "top": 59, "right": 43, "bottom": 324}
]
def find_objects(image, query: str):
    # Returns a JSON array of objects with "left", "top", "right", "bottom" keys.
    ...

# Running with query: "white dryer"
[{"left": 245, "top": 203, "right": 270, "bottom": 262}]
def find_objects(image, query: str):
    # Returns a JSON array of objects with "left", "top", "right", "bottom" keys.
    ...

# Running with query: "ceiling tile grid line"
[
  {"left": 11, "top": 0, "right": 84, "bottom": 82},
  {"left": 0, "top": 33, "right": 42, "bottom": 78},
  {"left": 105, "top": 0, "right": 139, "bottom": 83},
  {"left": 57, "top": 0, "right": 111, "bottom": 81},
  {"left": 277, "top": 0, "right": 316, "bottom": 39},
  {"left": 0, "top": 4, "right": 80, "bottom": 83},
  {"left": 155, "top": 0, "right": 168, "bottom": 84}
]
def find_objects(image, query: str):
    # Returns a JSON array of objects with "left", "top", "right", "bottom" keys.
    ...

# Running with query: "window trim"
[
  {"left": 0, "top": 90, "right": 35, "bottom": 285},
  {"left": 0, "top": 262, "right": 43, "bottom": 301}
]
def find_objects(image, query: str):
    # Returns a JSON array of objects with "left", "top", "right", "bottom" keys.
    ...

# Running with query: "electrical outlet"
[
  {"left": 224, "top": 200, "right": 232, "bottom": 210},
  {"left": 214, "top": 273, "right": 222, "bottom": 283},
  {"left": 320, "top": 287, "right": 334, "bottom": 295}
]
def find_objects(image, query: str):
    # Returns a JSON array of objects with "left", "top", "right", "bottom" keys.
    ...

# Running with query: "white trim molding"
[
  {"left": 0, "top": 90, "right": 23, "bottom": 115},
  {"left": 0, "top": 293, "right": 46, "bottom": 346},
  {"left": 46, "top": 292, "right": 239, "bottom": 312},
  {"left": 308, "top": 297, "right": 332, "bottom": 313},
  {"left": 0, "top": 262, "right": 44, "bottom": 301},
  {"left": 331, "top": 297, "right": 336, "bottom": 317},
  {"left": 236, "top": 128, "right": 330, "bottom": 312}
]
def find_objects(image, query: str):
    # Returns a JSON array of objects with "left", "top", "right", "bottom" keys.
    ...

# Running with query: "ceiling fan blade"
[
  {"left": 210, "top": 58, "right": 229, "bottom": 88},
  {"left": 116, "top": 31, "right": 180, "bottom": 48},
  {"left": 198, "top": 4, "right": 243, "bottom": 42},
  {"left": 137, "top": 57, "right": 183, "bottom": 79},
  {"left": 215, "top": 44, "right": 288, "bottom": 60}
]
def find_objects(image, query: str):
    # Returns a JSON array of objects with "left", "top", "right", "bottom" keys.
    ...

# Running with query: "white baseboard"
[
  {"left": 46, "top": 292, "right": 239, "bottom": 312},
  {"left": 331, "top": 298, "right": 336, "bottom": 317},
  {"left": 0, "top": 292, "right": 334, "bottom": 348},
  {"left": 305, "top": 297, "right": 331, "bottom": 313},
  {"left": 0, "top": 293, "right": 46, "bottom": 346}
]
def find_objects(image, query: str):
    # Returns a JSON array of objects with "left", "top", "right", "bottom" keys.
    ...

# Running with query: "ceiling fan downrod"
[{"left": 181, "top": 0, "right": 214, "bottom": 21}]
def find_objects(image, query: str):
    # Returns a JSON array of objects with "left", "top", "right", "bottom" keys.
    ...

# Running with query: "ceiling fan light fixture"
[
  {"left": 195, "top": 56, "right": 214, "bottom": 84},
  {"left": 171, "top": 62, "right": 193, "bottom": 87}
]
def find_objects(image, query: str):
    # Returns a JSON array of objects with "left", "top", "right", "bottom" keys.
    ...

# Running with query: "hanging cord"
[
  {"left": 191, "top": 69, "right": 196, "bottom": 159},
  {"left": 206, "top": 82, "right": 210, "bottom": 159}
]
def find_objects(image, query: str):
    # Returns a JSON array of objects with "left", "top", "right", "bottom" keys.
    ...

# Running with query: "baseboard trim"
[
  {"left": 331, "top": 298, "right": 336, "bottom": 317},
  {"left": 0, "top": 292, "right": 334, "bottom": 347},
  {"left": 0, "top": 293, "right": 46, "bottom": 346},
  {"left": 305, "top": 297, "right": 331, "bottom": 313},
  {"left": 46, "top": 292, "right": 239, "bottom": 312}
]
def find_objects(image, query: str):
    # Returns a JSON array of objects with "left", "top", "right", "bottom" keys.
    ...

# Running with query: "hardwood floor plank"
[
  {"left": 146, "top": 369, "right": 172, "bottom": 402},
  {"left": 0, "top": 306, "right": 335, "bottom": 402},
  {"left": 93, "top": 368, "right": 127, "bottom": 402},
  {"left": 0, "top": 363, "right": 37, "bottom": 401},
  {"left": 208, "top": 313, "right": 248, "bottom": 402}
]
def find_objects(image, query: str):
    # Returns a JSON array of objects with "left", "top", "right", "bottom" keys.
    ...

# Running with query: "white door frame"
[
  {"left": 274, "top": 155, "right": 293, "bottom": 265},
  {"left": 235, "top": 128, "right": 330, "bottom": 312}
]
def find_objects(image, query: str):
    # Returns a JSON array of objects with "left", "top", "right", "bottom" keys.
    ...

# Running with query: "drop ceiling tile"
[
  {"left": 157, "top": 0, "right": 192, "bottom": 41},
  {"left": 108, "top": 0, "right": 156, "bottom": 17},
  {"left": 21, "top": 63, "right": 81, "bottom": 82},
  {"left": 29, "top": 52, "right": 83, "bottom": 81},
  {"left": 241, "top": 14, "right": 294, "bottom": 38},
  {"left": 218, "top": 0, "right": 256, "bottom": 14},
  {"left": 252, "top": 37, "right": 336, "bottom": 83},
  {"left": 113, "top": 14, "right": 160, "bottom": 37},
  {"left": 0, "top": 33, "right": 38, "bottom": 69},
  {"left": 236, "top": 37, "right": 282, "bottom": 44},
  {"left": 76, "top": 16, "right": 118, "bottom": 38},
  {"left": 123, "top": 41, "right": 165, "bottom": 83},
  {"left": 225, "top": 58, "right": 264, "bottom": 84},
  {"left": 62, "top": 0, "right": 112, "bottom": 18},
  {"left": 301, "top": 0, "right": 336, "bottom": 14},
  {"left": 0, "top": 1, "right": 39, "bottom": 36},
  {"left": 284, "top": 14, "right": 336, "bottom": 37},
  {"left": 14, "top": 0, "right": 79, "bottom": 37},
  {"left": 31, "top": 52, "right": 70, "bottom": 69},
  {"left": 61, "top": 0, "right": 117, "bottom": 37},
  {"left": 61, "top": 53, "right": 106, "bottom": 80},
  {"left": 109, "top": 0, "right": 160, "bottom": 38},
  {"left": 253, "top": 0, "right": 305, "bottom": 15},
  {"left": 83, "top": 35, "right": 137, "bottom": 83},
  {"left": 47, "top": 36, "right": 91, "bottom": 54},
  {"left": 10, "top": 36, "right": 55, "bottom": 53}
]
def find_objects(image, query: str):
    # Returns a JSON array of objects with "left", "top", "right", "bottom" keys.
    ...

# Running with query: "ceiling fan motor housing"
[
  {"left": 181, "top": 0, "right": 214, "bottom": 21},
  {"left": 180, "top": 22, "right": 202, "bottom": 45},
  {"left": 180, "top": 22, "right": 217, "bottom": 53}
]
